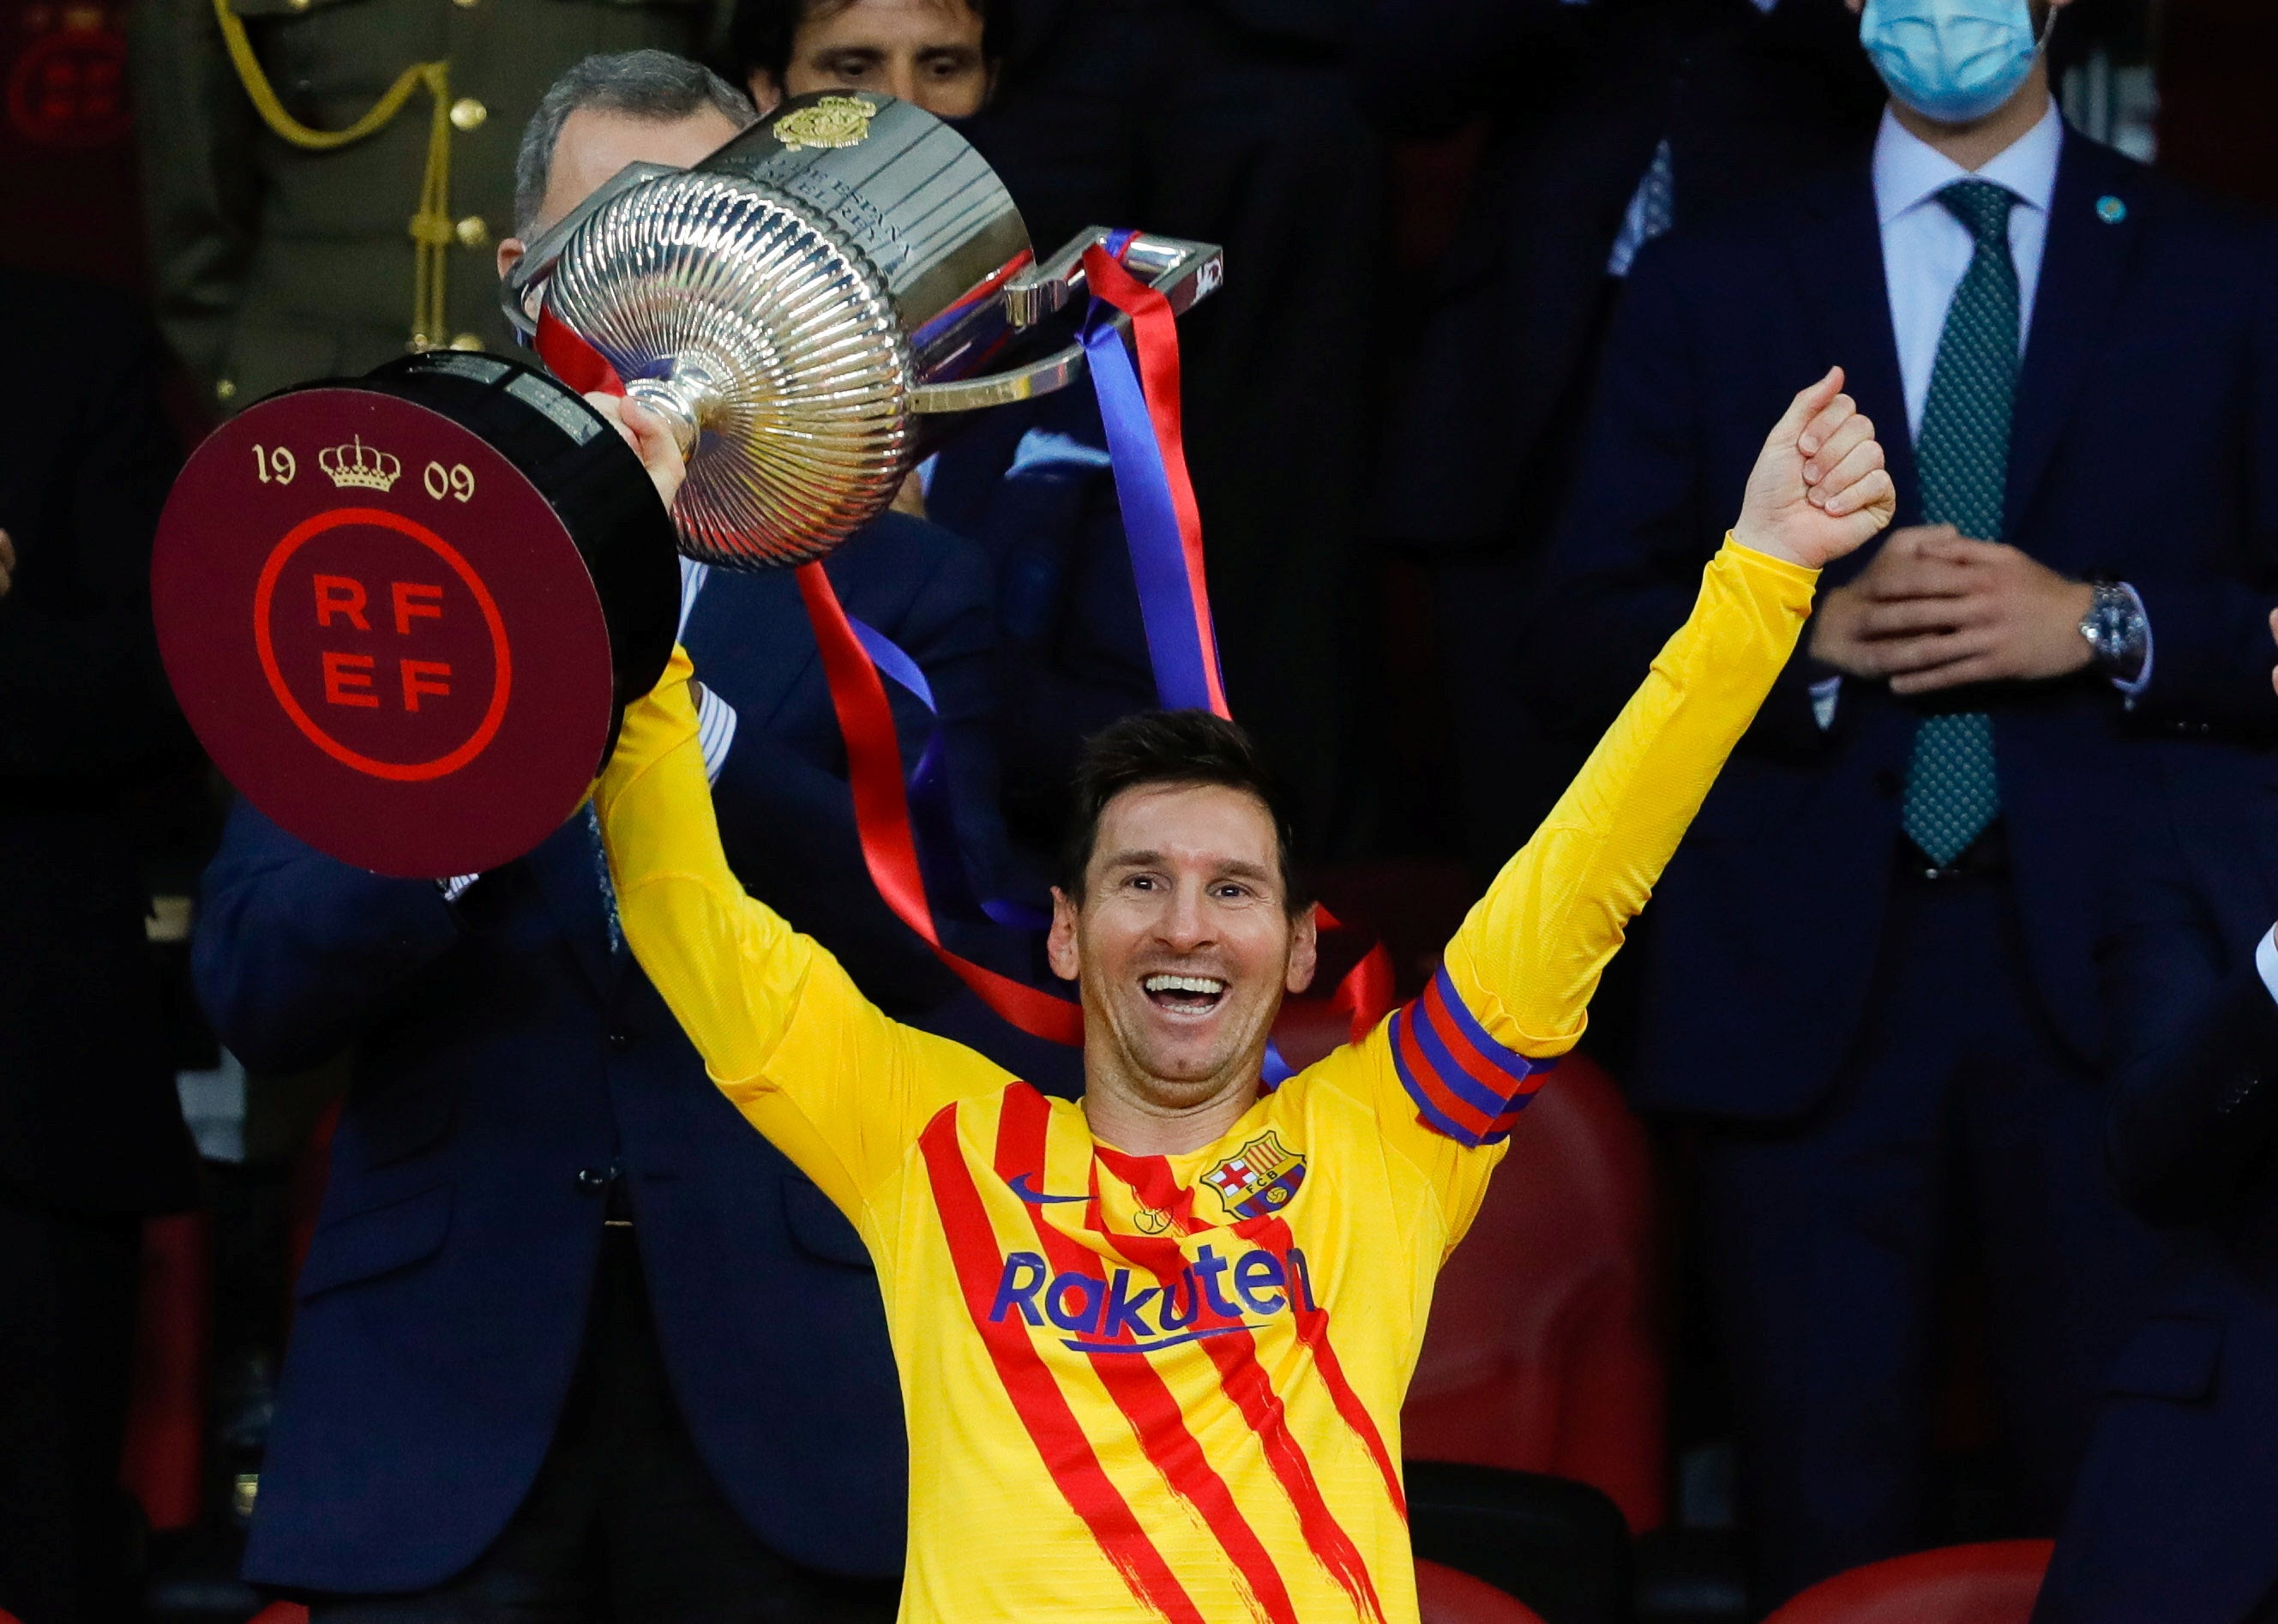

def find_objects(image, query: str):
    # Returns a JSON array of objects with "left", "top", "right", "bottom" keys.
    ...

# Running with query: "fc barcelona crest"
[{"left": 1202, "top": 1132, "right": 1307, "bottom": 1221}]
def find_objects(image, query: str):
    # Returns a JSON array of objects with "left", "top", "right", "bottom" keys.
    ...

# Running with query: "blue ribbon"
[{"left": 1080, "top": 293, "right": 1217, "bottom": 713}]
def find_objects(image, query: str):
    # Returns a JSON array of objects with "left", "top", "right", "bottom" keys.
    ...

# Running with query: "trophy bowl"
[{"left": 153, "top": 90, "right": 1223, "bottom": 879}]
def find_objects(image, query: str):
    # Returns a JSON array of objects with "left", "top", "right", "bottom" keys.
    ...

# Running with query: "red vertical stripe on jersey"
[
  {"left": 995, "top": 1088, "right": 1299, "bottom": 1624},
  {"left": 918, "top": 1104, "right": 1205, "bottom": 1624},
  {"left": 1252, "top": 1212, "right": 1409, "bottom": 1522},
  {"left": 1099, "top": 1214, "right": 1391, "bottom": 1624}
]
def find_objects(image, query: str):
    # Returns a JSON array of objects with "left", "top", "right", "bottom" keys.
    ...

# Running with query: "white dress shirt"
[
  {"left": 1875, "top": 99, "right": 2061, "bottom": 441},
  {"left": 1808, "top": 100, "right": 2148, "bottom": 727},
  {"left": 676, "top": 556, "right": 738, "bottom": 779}
]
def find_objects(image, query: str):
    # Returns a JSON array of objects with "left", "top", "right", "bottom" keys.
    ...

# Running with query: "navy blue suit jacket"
[
  {"left": 202, "top": 514, "right": 1075, "bottom": 1592},
  {"left": 1357, "top": 0, "right": 1883, "bottom": 554},
  {"left": 924, "top": 392, "right": 1155, "bottom": 850},
  {"left": 2035, "top": 749, "right": 2278, "bottom": 1623},
  {"left": 1530, "top": 129, "right": 2278, "bottom": 1119}
]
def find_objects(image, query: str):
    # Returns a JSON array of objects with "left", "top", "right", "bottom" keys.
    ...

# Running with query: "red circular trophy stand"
[{"left": 153, "top": 353, "right": 679, "bottom": 878}]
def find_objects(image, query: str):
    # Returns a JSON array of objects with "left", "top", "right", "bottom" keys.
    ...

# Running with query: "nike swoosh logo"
[{"left": 1006, "top": 1171, "right": 1089, "bottom": 1206}]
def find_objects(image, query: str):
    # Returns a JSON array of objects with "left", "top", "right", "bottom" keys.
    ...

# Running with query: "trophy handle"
[{"left": 907, "top": 227, "right": 1223, "bottom": 415}]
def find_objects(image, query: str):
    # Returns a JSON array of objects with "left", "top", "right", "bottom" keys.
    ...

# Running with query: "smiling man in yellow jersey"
[{"left": 592, "top": 367, "right": 1896, "bottom": 1623}]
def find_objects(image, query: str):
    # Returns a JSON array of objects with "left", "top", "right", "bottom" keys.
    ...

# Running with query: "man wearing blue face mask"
[{"left": 1533, "top": 0, "right": 2278, "bottom": 1604}]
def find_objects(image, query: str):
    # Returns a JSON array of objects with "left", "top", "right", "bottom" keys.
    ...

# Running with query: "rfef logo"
[
  {"left": 989, "top": 1242, "right": 1318, "bottom": 1355},
  {"left": 251, "top": 506, "right": 512, "bottom": 782}
]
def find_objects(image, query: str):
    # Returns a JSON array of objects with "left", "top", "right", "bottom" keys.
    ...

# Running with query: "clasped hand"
[
  {"left": 1808, "top": 524, "right": 2096, "bottom": 695},
  {"left": 584, "top": 392, "right": 687, "bottom": 511}
]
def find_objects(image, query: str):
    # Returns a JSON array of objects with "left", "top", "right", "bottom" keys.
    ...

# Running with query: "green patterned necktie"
[{"left": 1902, "top": 178, "right": 2019, "bottom": 867}]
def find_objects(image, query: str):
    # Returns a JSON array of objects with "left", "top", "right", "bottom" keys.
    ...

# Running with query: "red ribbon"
[
  {"left": 1085, "top": 242, "right": 1395, "bottom": 1047},
  {"left": 536, "top": 308, "right": 625, "bottom": 397},
  {"left": 1080, "top": 244, "right": 1229, "bottom": 720},
  {"left": 537, "top": 284, "right": 1389, "bottom": 1050},
  {"left": 532, "top": 310, "right": 1085, "bottom": 1040},
  {"left": 796, "top": 563, "right": 1086, "bottom": 1044}
]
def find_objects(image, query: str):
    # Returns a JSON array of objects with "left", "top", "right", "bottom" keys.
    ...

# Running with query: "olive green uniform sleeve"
[{"left": 129, "top": 0, "right": 262, "bottom": 398}]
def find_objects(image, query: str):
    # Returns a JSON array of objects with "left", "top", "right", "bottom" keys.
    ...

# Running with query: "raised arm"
[
  {"left": 596, "top": 645, "right": 1013, "bottom": 1219},
  {"left": 1446, "top": 370, "right": 1895, "bottom": 1058}
]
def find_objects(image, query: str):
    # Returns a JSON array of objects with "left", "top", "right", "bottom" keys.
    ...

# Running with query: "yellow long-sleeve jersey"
[{"left": 595, "top": 538, "right": 1817, "bottom": 1624}]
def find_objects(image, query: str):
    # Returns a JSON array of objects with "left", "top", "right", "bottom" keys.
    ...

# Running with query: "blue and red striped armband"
[{"left": 1389, "top": 966, "right": 1556, "bottom": 1147}]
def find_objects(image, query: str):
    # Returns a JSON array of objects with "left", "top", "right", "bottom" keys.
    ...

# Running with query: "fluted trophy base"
[{"left": 152, "top": 351, "right": 678, "bottom": 878}]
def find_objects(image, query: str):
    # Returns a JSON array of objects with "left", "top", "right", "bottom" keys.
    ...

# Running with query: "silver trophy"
[{"left": 502, "top": 90, "right": 1223, "bottom": 569}]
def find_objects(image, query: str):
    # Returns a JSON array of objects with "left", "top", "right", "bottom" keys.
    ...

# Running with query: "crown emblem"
[
  {"left": 319, "top": 436, "right": 402, "bottom": 492},
  {"left": 772, "top": 94, "right": 876, "bottom": 153}
]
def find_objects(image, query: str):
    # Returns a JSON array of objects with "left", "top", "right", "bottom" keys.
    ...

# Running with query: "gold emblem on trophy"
[{"left": 772, "top": 94, "right": 878, "bottom": 152}]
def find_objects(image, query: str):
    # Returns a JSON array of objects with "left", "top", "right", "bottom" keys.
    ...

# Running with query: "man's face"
[
  {"left": 748, "top": 0, "right": 990, "bottom": 120},
  {"left": 1048, "top": 784, "right": 1318, "bottom": 1114},
  {"left": 496, "top": 105, "right": 744, "bottom": 282}
]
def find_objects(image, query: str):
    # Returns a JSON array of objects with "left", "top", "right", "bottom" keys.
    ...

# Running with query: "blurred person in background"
[
  {"left": 199, "top": 51, "right": 1060, "bottom": 1621},
  {"left": 723, "top": 0, "right": 1162, "bottom": 874},
  {"left": 923, "top": 402, "right": 1157, "bottom": 871},
  {"left": 1531, "top": 0, "right": 2278, "bottom": 1603},
  {"left": 0, "top": 271, "right": 201, "bottom": 1624},
  {"left": 127, "top": 0, "right": 720, "bottom": 417},
  {"left": 952, "top": 0, "right": 1387, "bottom": 859},
  {"left": 1355, "top": 0, "right": 1885, "bottom": 872},
  {"left": 732, "top": 0, "right": 991, "bottom": 117},
  {"left": 2034, "top": 712, "right": 2278, "bottom": 1623}
]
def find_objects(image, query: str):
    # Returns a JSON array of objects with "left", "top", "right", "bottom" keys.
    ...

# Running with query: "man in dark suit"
[
  {"left": 923, "top": 390, "right": 1156, "bottom": 865},
  {"left": 1359, "top": 0, "right": 1886, "bottom": 866},
  {"left": 956, "top": 0, "right": 1385, "bottom": 854},
  {"left": 1530, "top": 0, "right": 2278, "bottom": 1601},
  {"left": 0, "top": 272, "right": 202, "bottom": 1624},
  {"left": 2032, "top": 740, "right": 2278, "bottom": 1624},
  {"left": 199, "top": 54, "right": 1070, "bottom": 1618}
]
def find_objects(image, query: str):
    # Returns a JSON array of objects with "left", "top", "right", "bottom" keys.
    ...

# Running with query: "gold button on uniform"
[
  {"left": 215, "top": 378, "right": 237, "bottom": 401},
  {"left": 454, "top": 214, "right": 489, "bottom": 248},
  {"left": 448, "top": 333, "right": 484, "bottom": 352},
  {"left": 449, "top": 97, "right": 486, "bottom": 132}
]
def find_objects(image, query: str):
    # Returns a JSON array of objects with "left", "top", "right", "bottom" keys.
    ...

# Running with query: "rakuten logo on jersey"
[{"left": 988, "top": 1242, "right": 1319, "bottom": 1353}]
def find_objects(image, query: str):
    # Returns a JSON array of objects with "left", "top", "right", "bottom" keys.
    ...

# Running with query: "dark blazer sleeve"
[
  {"left": 2103, "top": 813, "right": 2278, "bottom": 1227},
  {"left": 706, "top": 514, "right": 1019, "bottom": 1016},
  {"left": 709, "top": 727, "right": 961, "bottom": 1016},
  {"left": 193, "top": 798, "right": 465, "bottom": 1074},
  {"left": 2121, "top": 223, "right": 2278, "bottom": 734},
  {"left": 1524, "top": 235, "right": 1836, "bottom": 753},
  {"left": 890, "top": 516, "right": 1015, "bottom": 910}
]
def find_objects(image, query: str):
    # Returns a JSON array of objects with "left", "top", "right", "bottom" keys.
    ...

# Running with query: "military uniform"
[{"left": 129, "top": 0, "right": 724, "bottom": 412}]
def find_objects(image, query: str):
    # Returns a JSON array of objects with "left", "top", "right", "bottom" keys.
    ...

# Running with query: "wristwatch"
[{"left": 2079, "top": 580, "right": 2149, "bottom": 678}]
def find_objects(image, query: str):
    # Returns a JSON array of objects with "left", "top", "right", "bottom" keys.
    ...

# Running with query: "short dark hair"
[
  {"left": 515, "top": 51, "right": 758, "bottom": 238},
  {"left": 1059, "top": 710, "right": 1310, "bottom": 915},
  {"left": 730, "top": 0, "right": 994, "bottom": 86}
]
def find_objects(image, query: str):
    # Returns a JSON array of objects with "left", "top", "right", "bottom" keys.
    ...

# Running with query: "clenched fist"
[{"left": 1731, "top": 367, "right": 1896, "bottom": 572}]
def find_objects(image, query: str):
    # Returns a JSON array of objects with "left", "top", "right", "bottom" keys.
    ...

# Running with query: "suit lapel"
[
  {"left": 523, "top": 814, "right": 615, "bottom": 995},
  {"left": 2005, "top": 132, "right": 2141, "bottom": 549},
  {"left": 1787, "top": 166, "right": 1918, "bottom": 584}
]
